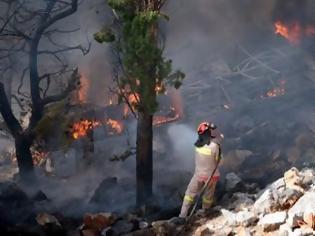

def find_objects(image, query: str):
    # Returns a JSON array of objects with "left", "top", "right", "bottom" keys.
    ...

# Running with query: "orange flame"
[
  {"left": 274, "top": 21, "right": 301, "bottom": 44},
  {"left": 71, "top": 119, "right": 101, "bottom": 140},
  {"left": 32, "top": 151, "right": 49, "bottom": 166},
  {"left": 262, "top": 80, "right": 286, "bottom": 98},
  {"left": 153, "top": 107, "right": 180, "bottom": 126},
  {"left": 274, "top": 21, "right": 315, "bottom": 45},
  {"left": 12, "top": 150, "right": 49, "bottom": 166},
  {"left": 106, "top": 118, "right": 124, "bottom": 135}
]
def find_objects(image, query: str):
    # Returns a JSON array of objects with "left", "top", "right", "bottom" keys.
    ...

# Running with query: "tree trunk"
[
  {"left": 15, "top": 135, "right": 36, "bottom": 183},
  {"left": 136, "top": 111, "right": 153, "bottom": 206}
]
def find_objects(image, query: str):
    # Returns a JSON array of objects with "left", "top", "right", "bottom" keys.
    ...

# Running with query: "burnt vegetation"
[{"left": 0, "top": 0, "right": 314, "bottom": 235}]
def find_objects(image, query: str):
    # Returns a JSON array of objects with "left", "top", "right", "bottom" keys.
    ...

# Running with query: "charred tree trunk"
[
  {"left": 15, "top": 135, "right": 35, "bottom": 183},
  {"left": 136, "top": 111, "right": 153, "bottom": 206},
  {"left": 0, "top": 83, "right": 35, "bottom": 183}
]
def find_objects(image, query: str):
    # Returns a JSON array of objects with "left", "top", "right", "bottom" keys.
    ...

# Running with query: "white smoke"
[{"left": 167, "top": 124, "right": 196, "bottom": 172}]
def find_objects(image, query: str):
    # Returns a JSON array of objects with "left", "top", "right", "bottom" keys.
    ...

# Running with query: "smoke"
[
  {"left": 1, "top": 0, "right": 315, "bottom": 219},
  {"left": 166, "top": 124, "right": 195, "bottom": 172}
]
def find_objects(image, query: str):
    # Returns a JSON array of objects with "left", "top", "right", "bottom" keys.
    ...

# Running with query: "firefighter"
[{"left": 171, "top": 122, "right": 223, "bottom": 224}]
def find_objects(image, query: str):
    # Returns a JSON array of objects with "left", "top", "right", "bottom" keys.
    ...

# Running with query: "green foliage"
[
  {"left": 95, "top": 0, "right": 185, "bottom": 113},
  {"left": 34, "top": 100, "right": 67, "bottom": 139},
  {"left": 94, "top": 27, "right": 115, "bottom": 43}
]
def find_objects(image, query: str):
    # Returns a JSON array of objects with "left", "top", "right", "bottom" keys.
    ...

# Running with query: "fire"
[
  {"left": 274, "top": 21, "right": 315, "bottom": 45},
  {"left": 153, "top": 107, "right": 180, "bottom": 126},
  {"left": 32, "top": 151, "right": 49, "bottom": 166},
  {"left": 11, "top": 150, "right": 49, "bottom": 166},
  {"left": 71, "top": 119, "right": 101, "bottom": 140},
  {"left": 262, "top": 80, "right": 286, "bottom": 98},
  {"left": 106, "top": 118, "right": 124, "bottom": 134}
]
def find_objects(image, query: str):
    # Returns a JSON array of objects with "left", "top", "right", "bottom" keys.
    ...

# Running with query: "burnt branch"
[
  {"left": 38, "top": 42, "right": 91, "bottom": 56},
  {"left": 41, "top": 68, "right": 79, "bottom": 105},
  {"left": 0, "top": 82, "right": 22, "bottom": 137}
]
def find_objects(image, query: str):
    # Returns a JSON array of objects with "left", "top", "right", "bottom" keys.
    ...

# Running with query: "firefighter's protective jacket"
[{"left": 194, "top": 141, "right": 220, "bottom": 181}]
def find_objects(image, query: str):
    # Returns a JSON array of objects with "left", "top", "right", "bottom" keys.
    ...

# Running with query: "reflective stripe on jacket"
[{"left": 195, "top": 141, "right": 220, "bottom": 179}]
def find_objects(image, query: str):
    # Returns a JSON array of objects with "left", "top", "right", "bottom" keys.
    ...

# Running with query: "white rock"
[
  {"left": 300, "top": 168, "right": 315, "bottom": 186},
  {"left": 254, "top": 188, "right": 275, "bottom": 214},
  {"left": 221, "top": 209, "right": 257, "bottom": 227},
  {"left": 254, "top": 178, "right": 290, "bottom": 214},
  {"left": 228, "top": 192, "right": 255, "bottom": 211},
  {"left": 287, "top": 192, "right": 315, "bottom": 228},
  {"left": 279, "top": 223, "right": 292, "bottom": 236},
  {"left": 258, "top": 211, "right": 287, "bottom": 232},
  {"left": 221, "top": 209, "right": 237, "bottom": 225},
  {"left": 290, "top": 228, "right": 303, "bottom": 236}
]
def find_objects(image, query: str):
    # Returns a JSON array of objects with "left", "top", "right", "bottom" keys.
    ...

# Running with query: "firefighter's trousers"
[{"left": 179, "top": 174, "right": 218, "bottom": 218}]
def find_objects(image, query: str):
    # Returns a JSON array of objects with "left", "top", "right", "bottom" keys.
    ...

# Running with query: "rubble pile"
[
  {"left": 1, "top": 166, "right": 315, "bottom": 236},
  {"left": 133, "top": 167, "right": 315, "bottom": 236},
  {"left": 190, "top": 167, "right": 315, "bottom": 236}
]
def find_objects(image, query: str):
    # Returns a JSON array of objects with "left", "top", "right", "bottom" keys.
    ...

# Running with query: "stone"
[
  {"left": 279, "top": 223, "right": 292, "bottom": 236},
  {"left": 227, "top": 192, "right": 255, "bottom": 211},
  {"left": 258, "top": 211, "right": 287, "bottom": 232},
  {"left": 298, "top": 226, "right": 315, "bottom": 236},
  {"left": 254, "top": 188, "right": 275, "bottom": 214},
  {"left": 36, "top": 212, "right": 61, "bottom": 227},
  {"left": 152, "top": 220, "right": 175, "bottom": 236},
  {"left": 278, "top": 188, "right": 303, "bottom": 210},
  {"left": 225, "top": 172, "right": 242, "bottom": 192},
  {"left": 221, "top": 209, "right": 257, "bottom": 227},
  {"left": 83, "top": 213, "right": 116, "bottom": 232},
  {"left": 284, "top": 167, "right": 305, "bottom": 193},
  {"left": 303, "top": 210, "right": 315, "bottom": 229},
  {"left": 89, "top": 177, "right": 118, "bottom": 203},
  {"left": 287, "top": 192, "right": 315, "bottom": 228},
  {"left": 290, "top": 228, "right": 305, "bottom": 236},
  {"left": 237, "top": 227, "right": 252, "bottom": 236},
  {"left": 125, "top": 228, "right": 155, "bottom": 236},
  {"left": 254, "top": 178, "right": 288, "bottom": 214},
  {"left": 200, "top": 227, "right": 214, "bottom": 236},
  {"left": 0, "top": 182, "right": 29, "bottom": 202},
  {"left": 0, "top": 182, "right": 34, "bottom": 224},
  {"left": 138, "top": 221, "right": 149, "bottom": 229},
  {"left": 112, "top": 220, "right": 134, "bottom": 234},
  {"left": 81, "top": 229, "right": 98, "bottom": 236},
  {"left": 300, "top": 168, "right": 315, "bottom": 187}
]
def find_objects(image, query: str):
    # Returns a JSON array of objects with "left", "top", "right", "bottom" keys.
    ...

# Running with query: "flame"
[
  {"left": 32, "top": 151, "right": 49, "bottom": 166},
  {"left": 274, "top": 21, "right": 315, "bottom": 45},
  {"left": 274, "top": 21, "right": 300, "bottom": 44},
  {"left": 153, "top": 107, "right": 180, "bottom": 126},
  {"left": 262, "top": 80, "right": 286, "bottom": 98},
  {"left": 11, "top": 150, "right": 49, "bottom": 166},
  {"left": 78, "top": 73, "right": 90, "bottom": 103},
  {"left": 71, "top": 119, "right": 101, "bottom": 140},
  {"left": 106, "top": 118, "right": 124, "bottom": 134}
]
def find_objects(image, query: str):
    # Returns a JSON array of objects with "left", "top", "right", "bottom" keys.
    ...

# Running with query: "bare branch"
[
  {"left": 38, "top": 42, "right": 91, "bottom": 56},
  {"left": 41, "top": 68, "right": 79, "bottom": 105},
  {"left": 0, "top": 82, "right": 22, "bottom": 137}
]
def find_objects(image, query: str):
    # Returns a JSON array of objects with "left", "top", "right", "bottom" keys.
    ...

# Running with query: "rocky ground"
[
  {"left": 1, "top": 166, "right": 315, "bottom": 236},
  {"left": 150, "top": 167, "right": 315, "bottom": 236}
]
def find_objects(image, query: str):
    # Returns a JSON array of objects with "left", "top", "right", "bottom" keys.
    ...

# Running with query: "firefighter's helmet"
[{"left": 197, "top": 122, "right": 217, "bottom": 135}]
